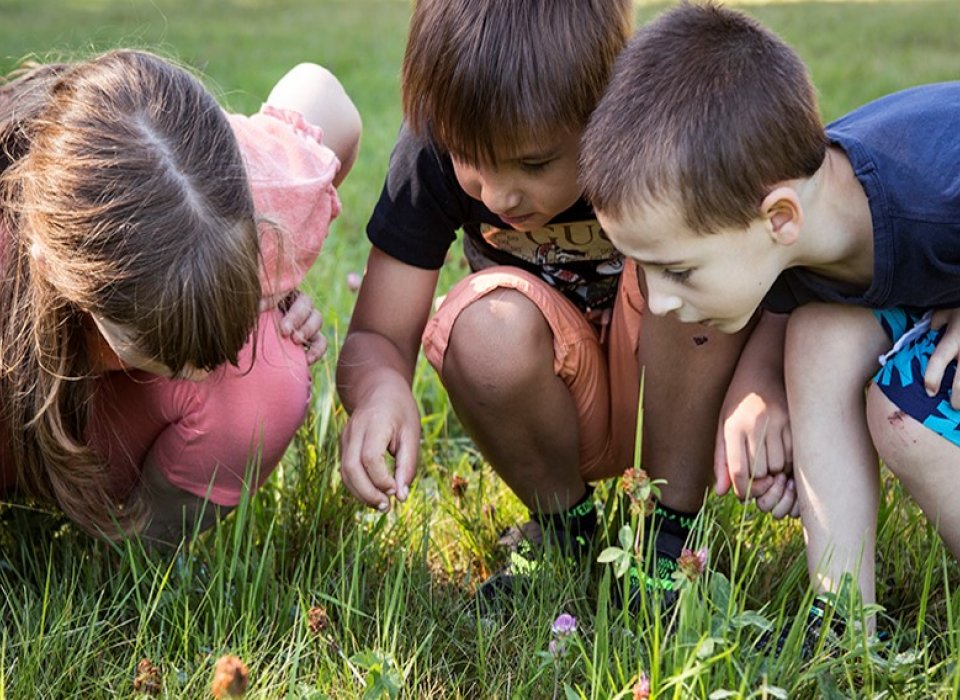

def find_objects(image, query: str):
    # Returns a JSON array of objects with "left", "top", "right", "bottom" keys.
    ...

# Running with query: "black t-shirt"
[{"left": 367, "top": 125, "right": 624, "bottom": 311}]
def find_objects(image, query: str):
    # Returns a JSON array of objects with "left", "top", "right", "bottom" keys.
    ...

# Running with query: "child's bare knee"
[
  {"left": 266, "top": 62, "right": 361, "bottom": 179},
  {"left": 785, "top": 304, "right": 883, "bottom": 390},
  {"left": 446, "top": 290, "right": 552, "bottom": 385},
  {"left": 786, "top": 304, "right": 847, "bottom": 355},
  {"left": 282, "top": 62, "right": 334, "bottom": 85}
]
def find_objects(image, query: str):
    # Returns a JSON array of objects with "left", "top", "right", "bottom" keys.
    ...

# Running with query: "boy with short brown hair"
[
  {"left": 338, "top": 0, "right": 794, "bottom": 605},
  {"left": 582, "top": 0, "right": 960, "bottom": 634}
]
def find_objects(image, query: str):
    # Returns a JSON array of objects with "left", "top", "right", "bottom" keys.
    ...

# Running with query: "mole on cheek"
[{"left": 693, "top": 335, "right": 708, "bottom": 346}]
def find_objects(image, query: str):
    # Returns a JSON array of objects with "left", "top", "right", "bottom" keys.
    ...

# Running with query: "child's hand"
[
  {"left": 338, "top": 378, "right": 420, "bottom": 512},
  {"left": 715, "top": 389, "right": 794, "bottom": 515},
  {"left": 925, "top": 308, "right": 960, "bottom": 410},
  {"left": 752, "top": 472, "right": 799, "bottom": 519},
  {"left": 714, "top": 311, "right": 796, "bottom": 517},
  {"left": 265, "top": 290, "right": 327, "bottom": 364}
]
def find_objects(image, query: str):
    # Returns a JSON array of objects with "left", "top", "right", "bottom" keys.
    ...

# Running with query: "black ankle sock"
[
  {"left": 650, "top": 502, "right": 698, "bottom": 533},
  {"left": 532, "top": 487, "right": 596, "bottom": 554},
  {"left": 646, "top": 502, "right": 697, "bottom": 548}
]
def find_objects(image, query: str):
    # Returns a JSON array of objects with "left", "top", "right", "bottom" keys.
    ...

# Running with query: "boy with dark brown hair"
[
  {"left": 582, "top": 0, "right": 960, "bottom": 636},
  {"left": 338, "top": 0, "right": 794, "bottom": 604}
]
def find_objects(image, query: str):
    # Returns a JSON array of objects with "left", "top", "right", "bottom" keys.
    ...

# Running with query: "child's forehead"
[
  {"left": 452, "top": 126, "right": 577, "bottom": 165},
  {"left": 598, "top": 196, "right": 700, "bottom": 251},
  {"left": 602, "top": 194, "right": 685, "bottom": 232}
]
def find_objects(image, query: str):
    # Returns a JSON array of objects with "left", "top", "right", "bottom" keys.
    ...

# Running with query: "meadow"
[{"left": 2, "top": 0, "right": 960, "bottom": 697}]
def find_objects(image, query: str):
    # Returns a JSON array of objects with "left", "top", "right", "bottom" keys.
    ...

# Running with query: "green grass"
[{"left": 2, "top": 1, "right": 960, "bottom": 697}]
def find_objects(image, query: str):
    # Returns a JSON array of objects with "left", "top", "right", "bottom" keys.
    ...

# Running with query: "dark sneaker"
[
  {"left": 755, "top": 596, "right": 894, "bottom": 659},
  {"left": 476, "top": 487, "right": 599, "bottom": 612},
  {"left": 475, "top": 518, "right": 594, "bottom": 612},
  {"left": 760, "top": 597, "right": 843, "bottom": 658},
  {"left": 475, "top": 520, "right": 544, "bottom": 608},
  {"left": 495, "top": 519, "right": 544, "bottom": 551}
]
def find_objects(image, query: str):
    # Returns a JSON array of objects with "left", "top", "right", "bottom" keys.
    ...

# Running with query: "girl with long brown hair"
[{"left": 0, "top": 49, "right": 360, "bottom": 544}]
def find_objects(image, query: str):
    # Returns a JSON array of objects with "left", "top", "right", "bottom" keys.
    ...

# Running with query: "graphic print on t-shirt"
[{"left": 465, "top": 219, "right": 623, "bottom": 311}]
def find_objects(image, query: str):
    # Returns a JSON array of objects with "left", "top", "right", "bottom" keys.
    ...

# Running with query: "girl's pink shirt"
[{"left": 229, "top": 104, "right": 342, "bottom": 297}]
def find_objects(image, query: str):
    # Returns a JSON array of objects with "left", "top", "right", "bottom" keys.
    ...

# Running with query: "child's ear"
[
  {"left": 759, "top": 187, "right": 802, "bottom": 246},
  {"left": 29, "top": 241, "right": 50, "bottom": 276}
]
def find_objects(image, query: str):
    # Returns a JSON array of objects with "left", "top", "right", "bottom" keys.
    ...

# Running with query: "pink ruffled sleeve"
[{"left": 228, "top": 106, "right": 342, "bottom": 297}]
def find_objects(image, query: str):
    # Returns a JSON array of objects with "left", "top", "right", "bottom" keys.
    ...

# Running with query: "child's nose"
[
  {"left": 481, "top": 178, "right": 523, "bottom": 214},
  {"left": 645, "top": 286, "right": 682, "bottom": 316}
]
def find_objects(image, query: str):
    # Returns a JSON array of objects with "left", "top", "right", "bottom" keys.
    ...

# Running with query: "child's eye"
[
  {"left": 663, "top": 268, "right": 693, "bottom": 283},
  {"left": 520, "top": 159, "right": 551, "bottom": 173}
]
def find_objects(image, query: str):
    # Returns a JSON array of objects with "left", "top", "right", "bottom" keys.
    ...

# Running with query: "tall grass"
[{"left": 2, "top": 1, "right": 960, "bottom": 697}]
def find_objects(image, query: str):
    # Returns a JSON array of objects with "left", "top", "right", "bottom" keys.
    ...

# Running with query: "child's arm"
[
  {"left": 926, "top": 308, "right": 960, "bottom": 409},
  {"left": 336, "top": 247, "right": 440, "bottom": 512},
  {"left": 265, "top": 62, "right": 362, "bottom": 185},
  {"left": 714, "top": 310, "right": 798, "bottom": 518},
  {"left": 255, "top": 63, "right": 361, "bottom": 362}
]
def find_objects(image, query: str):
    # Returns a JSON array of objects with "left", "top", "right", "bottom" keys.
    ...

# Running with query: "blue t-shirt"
[{"left": 764, "top": 82, "right": 960, "bottom": 313}]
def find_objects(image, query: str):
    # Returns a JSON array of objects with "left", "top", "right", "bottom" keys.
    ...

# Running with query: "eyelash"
[
  {"left": 663, "top": 268, "right": 693, "bottom": 283},
  {"left": 520, "top": 160, "right": 550, "bottom": 173}
]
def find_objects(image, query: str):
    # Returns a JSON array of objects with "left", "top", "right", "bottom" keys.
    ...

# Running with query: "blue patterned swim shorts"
[{"left": 873, "top": 308, "right": 959, "bottom": 447}]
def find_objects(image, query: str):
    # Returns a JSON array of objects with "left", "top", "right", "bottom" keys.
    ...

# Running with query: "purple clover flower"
[{"left": 551, "top": 613, "right": 577, "bottom": 636}]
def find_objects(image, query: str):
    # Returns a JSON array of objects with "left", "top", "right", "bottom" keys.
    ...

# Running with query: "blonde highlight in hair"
[
  {"left": 0, "top": 50, "right": 261, "bottom": 537},
  {"left": 402, "top": 0, "right": 632, "bottom": 164}
]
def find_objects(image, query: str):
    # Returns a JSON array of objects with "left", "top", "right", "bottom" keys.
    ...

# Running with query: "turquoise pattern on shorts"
[{"left": 873, "top": 308, "right": 960, "bottom": 447}]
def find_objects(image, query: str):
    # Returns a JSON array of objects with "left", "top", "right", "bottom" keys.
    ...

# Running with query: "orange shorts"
[{"left": 422, "top": 262, "right": 644, "bottom": 481}]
